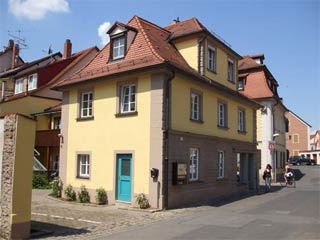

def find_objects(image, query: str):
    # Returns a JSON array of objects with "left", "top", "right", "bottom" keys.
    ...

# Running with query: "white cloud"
[
  {"left": 98, "top": 22, "right": 111, "bottom": 47},
  {"left": 8, "top": 0, "right": 69, "bottom": 20}
]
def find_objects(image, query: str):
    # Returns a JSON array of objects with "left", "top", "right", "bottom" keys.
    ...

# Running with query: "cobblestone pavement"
[{"left": 31, "top": 190, "right": 208, "bottom": 239}]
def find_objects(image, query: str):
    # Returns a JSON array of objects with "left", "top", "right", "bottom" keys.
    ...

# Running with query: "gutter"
[{"left": 162, "top": 66, "right": 175, "bottom": 209}]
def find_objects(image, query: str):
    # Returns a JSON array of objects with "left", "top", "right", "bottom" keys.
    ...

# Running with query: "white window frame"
[
  {"left": 113, "top": 36, "right": 125, "bottom": 60},
  {"left": 120, "top": 84, "right": 136, "bottom": 113},
  {"left": 208, "top": 46, "right": 216, "bottom": 72},
  {"left": 80, "top": 91, "right": 93, "bottom": 118},
  {"left": 189, "top": 148, "right": 199, "bottom": 181},
  {"left": 218, "top": 151, "right": 225, "bottom": 179},
  {"left": 28, "top": 74, "right": 38, "bottom": 90},
  {"left": 191, "top": 92, "right": 200, "bottom": 120},
  {"left": 14, "top": 79, "right": 24, "bottom": 94},
  {"left": 218, "top": 102, "right": 227, "bottom": 127},
  {"left": 227, "top": 58, "right": 235, "bottom": 82},
  {"left": 78, "top": 154, "right": 90, "bottom": 178},
  {"left": 238, "top": 108, "right": 245, "bottom": 132}
]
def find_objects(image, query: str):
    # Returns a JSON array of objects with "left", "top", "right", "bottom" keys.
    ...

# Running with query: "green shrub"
[
  {"left": 95, "top": 187, "right": 108, "bottom": 205},
  {"left": 32, "top": 172, "right": 50, "bottom": 189},
  {"left": 136, "top": 193, "right": 150, "bottom": 209},
  {"left": 49, "top": 177, "right": 62, "bottom": 198},
  {"left": 78, "top": 185, "right": 90, "bottom": 203},
  {"left": 64, "top": 184, "right": 76, "bottom": 201}
]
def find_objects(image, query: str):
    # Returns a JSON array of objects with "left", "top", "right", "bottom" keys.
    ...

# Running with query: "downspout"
[
  {"left": 1, "top": 81, "right": 6, "bottom": 101},
  {"left": 198, "top": 36, "right": 206, "bottom": 75},
  {"left": 163, "top": 67, "right": 175, "bottom": 209},
  {"left": 271, "top": 98, "right": 280, "bottom": 182}
]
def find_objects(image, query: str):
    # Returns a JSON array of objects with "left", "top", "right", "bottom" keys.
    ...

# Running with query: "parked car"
[{"left": 288, "top": 156, "right": 316, "bottom": 166}]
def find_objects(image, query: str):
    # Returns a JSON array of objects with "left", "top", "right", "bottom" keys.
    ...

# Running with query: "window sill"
[
  {"left": 227, "top": 79, "right": 235, "bottom": 84},
  {"left": 190, "top": 118, "right": 204, "bottom": 124},
  {"left": 217, "top": 125, "right": 229, "bottom": 130},
  {"left": 77, "top": 176, "right": 90, "bottom": 180},
  {"left": 238, "top": 130, "right": 247, "bottom": 135},
  {"left": 76, "top": 116, "right": 94, "bottom": 121},
  {"left": 188, "top": 180, "right": 204, "bottom": 184},
  {"left": 115, "top": 111, "right": 138, "bottom": 118},
  {"left": 207, "top": 68, "right": 217, "bottom": 74},
  {"left": 216, "top": 177, "right": 226, "bottom": 182}
]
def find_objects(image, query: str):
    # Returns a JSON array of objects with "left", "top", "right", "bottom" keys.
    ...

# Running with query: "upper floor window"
[
  {"left": 77, "top": 154, "right": 90, "bottom": 179},
  {"left": 218, "top": 101, "right": 228, "bottom": 128},
  {"left": 53, "top": 117, "right": 61, "bottom": 129},
  {"left": 189, "top": 148, "right": 199, "bottom": 181},
  {"left": 28, "top": 74, "right": 38, "bottom": 90},
  {"left": 238, "top": 108, "right": 246, "bottom": 132},
  {"left": 218, "top": 151, "right": 225, "bottom": 179},
  {"left": 208, "top": 46, "right": 217, "bottom": 72},
  {"left": 120, "top": 84, "right": 136, "bottom": 113},
  {"left": 190, "top": 91, "right": 202, "bottom": 121},
  {"left": 227, "top": 58, "right": 235, "bottom": 82},
  {"left": 112, "top": 35, "right": 125, "bottom": 60},
  {"left": 80, "top": 91, "right": 93, "bottom": 118},
  {"left": 293, "top": 134, "right": 299, "bottom": 144},
  {"left": 14, "top": 79, "right": 23, "bottom": 94},
  {"left": 237, "top": 78, "right": 244, "bottom": 90}
]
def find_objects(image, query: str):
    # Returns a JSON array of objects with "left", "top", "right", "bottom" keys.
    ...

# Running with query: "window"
[
  {"left": 293, "top": 134, "right": 299, "bottom": 144},
  {"left": 238, "top": 108, "right": 246, "bottom": 132},
  {"left": 77, "top": 154, "right": 90, "bottom": 178},
  {"left": 120, "top": 84, "right": 136, "bottom": 113},
  {"left": 28, "top": 74, "right": 38, "bottom": 90},
  {"left": 227, "top": 59, "right": 235, "bottom": 82},
  {"left": 208, "top": 46, "right": 216, "bottom": 72},
  {"left": 237, "top": 78, "right": 244, "bottom": 90},
  {"left": 218, "top": 151, "right": 225, "bottom": 179},
  {"left": 80, "top": 91, "right": 93, "bottom": 118},
  {"left": 218, "top": 101, "right": 227, "bottom": 128},
  {"left": 190, "top": 91, "right": 202, "bottom": 121},
  {"left": 189, "top": 148, "right": 199, "bottom": 181},
  {"left": 112, "top": 36, "right": 125, "bottom": 60},
  {"left": 53, "top": 117, "right": 61, "bottom": 129},
  {"left": 14, "top": 79, "right": 23, "bottom": 94}
]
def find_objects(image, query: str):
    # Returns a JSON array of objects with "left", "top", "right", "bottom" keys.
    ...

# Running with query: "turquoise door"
[{"left": 116, "top": 154, "right": 132, "bottom": 202}]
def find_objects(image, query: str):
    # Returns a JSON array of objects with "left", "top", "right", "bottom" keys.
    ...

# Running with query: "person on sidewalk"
[{"left": 263, "top": 164, "right": 272, "bottom": 192}]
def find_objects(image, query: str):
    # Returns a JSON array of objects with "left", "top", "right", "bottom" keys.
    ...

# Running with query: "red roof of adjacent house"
[
  {"left": 165, "top": 18, "right": 206, "bottom": 39},
  {"left": 238, "top": 56, "right": 279, "bottom": 99}
]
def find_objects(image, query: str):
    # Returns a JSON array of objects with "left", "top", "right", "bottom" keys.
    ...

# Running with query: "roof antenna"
[
  {"left": 8, "top": 30, "right": 28, "bottom": 49},
  {"left": 173, "top": 17, "right": 180, "bottom": 23}
]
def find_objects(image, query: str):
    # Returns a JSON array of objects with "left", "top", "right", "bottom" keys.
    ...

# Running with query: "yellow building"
[{"left": 55, "top": 16, "right": 260, "bottom": 209}]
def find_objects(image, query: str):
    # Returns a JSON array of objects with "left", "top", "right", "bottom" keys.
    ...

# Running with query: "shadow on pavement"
[{"left": 30, "top": 221, "right": 90, "bottom": 239}]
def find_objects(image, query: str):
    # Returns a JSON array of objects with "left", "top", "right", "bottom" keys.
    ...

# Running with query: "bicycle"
[{"left": 280, "top": 172, "right": 296, "bottom": 188}]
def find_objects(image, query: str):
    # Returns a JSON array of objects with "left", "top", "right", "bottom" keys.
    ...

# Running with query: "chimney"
[
  {"left": 11, "top": 44, "right": 19, "bottom": 69},
  {"left": 63, "top": 39, "right": 72, "bottom": 59},
  {"left": 8, "top": 39, "right": 14, "bottom": 48}
]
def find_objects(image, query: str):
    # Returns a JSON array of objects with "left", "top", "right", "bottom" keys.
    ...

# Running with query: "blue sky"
[{"left": 1, "top": 0, "right": 319, "bottom": 131}]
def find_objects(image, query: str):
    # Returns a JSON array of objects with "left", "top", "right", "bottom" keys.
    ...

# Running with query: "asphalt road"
[{"left": 96, "top": 166, "right": 320, "bottom": 240}]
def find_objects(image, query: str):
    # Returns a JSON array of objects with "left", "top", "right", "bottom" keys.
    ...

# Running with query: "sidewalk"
[{"left": 31, "top": 190, "right": 202, "bottom": 239}]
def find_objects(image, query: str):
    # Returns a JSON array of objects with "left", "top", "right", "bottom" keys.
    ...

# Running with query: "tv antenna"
[{"left": 8, "top": 30, "right": 28, "bottom": 49}]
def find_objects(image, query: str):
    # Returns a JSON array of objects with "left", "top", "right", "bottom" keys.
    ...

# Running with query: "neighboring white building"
[{"left": 238, "top": 54, "right": 288, "bottom": 181}]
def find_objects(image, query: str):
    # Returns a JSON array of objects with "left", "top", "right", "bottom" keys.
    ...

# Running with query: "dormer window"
[
  {"left": 237, "top": 78, "right": 244, "bottom": 90},
  {"left": 28, "top": 74, "right": 38, "bottom": 90},
  {"left": 112, "top": 35, "right": 125, "bottom": 60},
  {"left": 108, "top": 22, "right": 137, "bottom": 62},
  {"left": 14, "top": 79, "right": 24, "bottom": 94}
]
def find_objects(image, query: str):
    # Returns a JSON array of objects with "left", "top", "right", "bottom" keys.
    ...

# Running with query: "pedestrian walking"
[{"left": 263, "top": 164, "right": 272, "bottom": 192}]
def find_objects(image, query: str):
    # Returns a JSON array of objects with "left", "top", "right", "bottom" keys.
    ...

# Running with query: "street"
[{"left": 32, "top": 166, "right": 320, "bottom": 239}]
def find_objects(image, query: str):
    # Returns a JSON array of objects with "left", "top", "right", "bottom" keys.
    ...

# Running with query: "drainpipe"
[
  {"left": 163, "top": 67, "right": 175, "bottom": 209},
  {"left": 198, "top": 36, "right": 206, "bottom": 75},
  {"left": 271, "top": 98, "right": 280, "bottom": 182},
  {"left": 1, "top": 81, "right": 6, "bottom": 101}
]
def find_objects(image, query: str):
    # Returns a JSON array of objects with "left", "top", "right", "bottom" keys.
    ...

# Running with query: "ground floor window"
[
  {"left": 218, "top": 151, "right": 225, "bottom": 179},
  {"left": 77, "top": 154, "right": 90, "bottom": 179},
  {"left": 189, "top": 148, "right": 199, "bottom": 181}
]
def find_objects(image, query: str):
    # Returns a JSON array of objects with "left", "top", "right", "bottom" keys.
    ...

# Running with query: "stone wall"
[
  {"left": 0, "top": 114, "right": 17, "bottom": 240},
  {"left": 0, "top": 114, "right": 36, "bottom": 240}
]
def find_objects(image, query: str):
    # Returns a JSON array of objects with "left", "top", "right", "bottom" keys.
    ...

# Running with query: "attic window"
[{"left": 111, "top": 34, "right": 126, "bottom": 60}]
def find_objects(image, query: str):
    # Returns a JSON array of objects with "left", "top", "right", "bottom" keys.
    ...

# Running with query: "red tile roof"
[
  {"left": 55, "top": 16, "right": 195, "bottom": 88},
  {"left": 238, "top": 56, "right": 263, "bottom": 70},
  {"left": 165, "top": 18, "right": 206, "bottom": 39}
]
